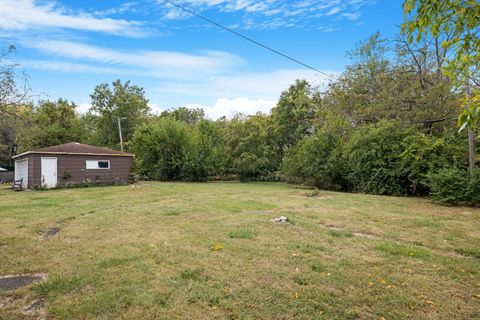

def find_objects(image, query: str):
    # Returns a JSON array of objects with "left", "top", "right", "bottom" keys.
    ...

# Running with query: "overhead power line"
[{"left": 162, "top": 0, "right": 336, "bottom": 79}]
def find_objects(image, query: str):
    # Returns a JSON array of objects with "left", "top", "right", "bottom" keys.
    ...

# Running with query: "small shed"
[{"left": 12, "top": 142, "right": 134, "bottom": 189}]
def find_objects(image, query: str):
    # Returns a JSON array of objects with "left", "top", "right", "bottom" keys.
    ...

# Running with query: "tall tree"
[
  {"left": 89, "top": 80, "right": 150, "bottom": 150},
  {"left": 226, "top": 113, "right": 276, "bottom": 181},
  {"left": 402, "top": 0, "right": 480, "bottom": 171},
  {"left": 161, "top": 107, "right": 205, "bottom": 125},
  {"left": 270, "top": 79, "right": 315, "bottom": 162},
  {"left": 320, "top": 33, "right": 457, "bottom": 129}
]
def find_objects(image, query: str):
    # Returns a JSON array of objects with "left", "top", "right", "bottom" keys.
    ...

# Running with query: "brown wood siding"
[{"left": 21, "top": 154, "right": 132, "bottom": 189}]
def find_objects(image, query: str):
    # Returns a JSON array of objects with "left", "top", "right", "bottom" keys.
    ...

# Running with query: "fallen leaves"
[{"left": 211, "top": 243, "right": 223, "bottom": 251}]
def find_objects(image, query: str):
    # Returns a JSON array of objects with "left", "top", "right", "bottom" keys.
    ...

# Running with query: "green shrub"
[
  {"left": 344, "top": 121, "right": 409, "bottom": 195},
  {"left": 465, "top": 169, "right": 480, "bottom": 206},
  {"left": 429, "top": 168, "right": 480, "bottom": 206},
  {"left": 400, "top": 132, "right": 468, "bottom": 195},
  {"left": 131, "top": 117, "right": 191, "bottom": 181},
  {"left": 428, "top": 167, "right": 469, "bottom": 205},
  {"left": 282, "top": 130, "right": 348, "bottom": 190}
]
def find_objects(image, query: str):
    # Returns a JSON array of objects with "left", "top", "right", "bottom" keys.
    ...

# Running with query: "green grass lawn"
[{"left": 0, "top": 182, "right": 479, "bottom": 319}]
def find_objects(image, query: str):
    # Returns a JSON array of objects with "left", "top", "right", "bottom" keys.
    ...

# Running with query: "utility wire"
[{"left": 162, "top": 0, "right": 336, "bottom": 79}]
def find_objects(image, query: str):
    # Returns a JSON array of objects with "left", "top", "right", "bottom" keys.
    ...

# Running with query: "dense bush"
[
  {"left": 344, "top": 121, "right": 409, "bottom": 195},
  {"left": 181, "top": 121, "right": 228, "bottom": 182},
  {"left": 226, "top": 114, "right": 276, "bottom": 181},
  {"left": 427, "top": 167, "right": 480, "bottom": 206},
  {"left": 131, "top": 117, "right": 230, "bottom": 182},
  {"left": 399, "top": 131, "right": 468, "bottom": 195},
  {"left": 282, "top": 131, "right": 347, "bottom": 190},
  {"left": 282, "top": 120, "right": 471, "bottom": 198},
  {"left": 131, "top": 117, "right": 191, "bottom": 180}
]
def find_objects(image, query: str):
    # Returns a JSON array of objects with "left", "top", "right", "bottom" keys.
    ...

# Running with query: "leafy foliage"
[
  {"left": 17, "top": 99, "right": 86, "bottom": 151},
  {"left": 429, "top": 167, "right": 480, "bottom": 206},
  {"left": 282, "top": 130, "right": 347, "bottom": 190},
  {"left": 131, "top": 117, "right": 191, "bottom": 181},
  {"left": 88, "top": 79, "right": 150, "bottom": 150}
]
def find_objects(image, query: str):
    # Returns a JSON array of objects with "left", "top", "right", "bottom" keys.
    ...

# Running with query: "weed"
[
  {"left": 98, "top": 256, "right": 140, "bottom": 268},
  {"left": 293, "top": 276, "right": 309, "bottom": 286},
  {"left": 311, "top": 264, "right": 326, "bottom": 273},
  {"left": 455, "top": 247, "right": 480, "bottom": 258},
  {"left": 36, "top": 274, "right": 85, "bottom": 298},
  {"left": 180, "top": 269, "right": 205, "bottom": 281},
  {"left": 377, "top": 242, "right": 430, "bottom": 259},
  {"left": 229, "top": 229, "right": 258, "bottom": 239},
  {"left": 328, "top": 230, "right": 353, "bottom": 238},
  {"left": 163, "top": 209, "right": 181, "bottom": 216}
]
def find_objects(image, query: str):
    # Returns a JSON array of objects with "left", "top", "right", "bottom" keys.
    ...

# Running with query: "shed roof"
[{"left": 12, "top": 142, "right": 134, "bottom": 159}]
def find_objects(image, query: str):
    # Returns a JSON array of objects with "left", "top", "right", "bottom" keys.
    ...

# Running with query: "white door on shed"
[
  {"left": 14, "top": 159, "right": 28, "bottom": 188},
  {"left": 41, "top": 157, "right": 57, "bottom": 188}
]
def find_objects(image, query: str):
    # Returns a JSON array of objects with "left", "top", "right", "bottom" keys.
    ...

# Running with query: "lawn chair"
[{"left": 12, "top": 178, "right": 23, "bottom": 191}]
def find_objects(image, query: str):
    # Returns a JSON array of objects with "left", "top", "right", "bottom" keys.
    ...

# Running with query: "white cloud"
[
  {"left": 341, "top": 12, "right": 361, "bottom": 20},
  {"left": 154, "top": 69, "right": 335, "bottom": 100},
  {"left": 29, "top": 40, "right": 244, "bottom": 75},
  {"left": 149, "top": 69, "right": 337, "bottom": 118},
  {"left": 157, "top": 0, "right": 374, "bottom": 30},
  {"left": 326, "top": 7, "right": 342, "bottom": 16},
  {"left": 204, "top": 97, "right": 277, "bottom": 119},
  {"left": 0, "top": 0, "right": 145, "bottom": 37},
  {"left": 15, "top": 59, "right": 131, "bottom": 76},
  {"left": 77, "top": 103, "right": 92, "bottom": 114}
]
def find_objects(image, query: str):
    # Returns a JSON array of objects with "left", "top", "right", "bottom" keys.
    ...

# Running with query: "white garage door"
[{"left": 14, "top": 159, "right": 28, "bottom": 188}]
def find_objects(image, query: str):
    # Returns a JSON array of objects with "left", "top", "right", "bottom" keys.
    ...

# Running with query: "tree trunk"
[{"left": 468, "top": 127, "right": 475, "bottom": 174}]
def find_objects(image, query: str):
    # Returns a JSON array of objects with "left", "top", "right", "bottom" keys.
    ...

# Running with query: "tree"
[
  {"left": 17, "top": 99, "right": 86, "bottom": 151},
  {"left": 225, "top": 113, "right": 276, "bottom": 181},
  {"left": 320, "top": 33, "right": 458, "bottom": 129},
  {"left": 270, "top": 80, "right": 316, "bottom": 162},
  {"left": 131, "top": 117, "right": 191, "bottom": 180},
  {"left": 89, "top": 80, "right": 150, "bottom": 150},
  {"left": 0, "top": 45, "right": 32, "bottom": 117},
  {"left": 0, "top": 45, "right": 34, "bottom": 168},
  {"left": 161, "top": 107, "right": 205, "bottom": 125},
  {"left": 402, "top": 0, "right": 480, "bottom": 171},
  {"left": 0, "top": 106, "right": 31, "bottom": 169}
]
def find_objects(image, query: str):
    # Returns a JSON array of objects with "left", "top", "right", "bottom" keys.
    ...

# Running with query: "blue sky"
[{"left": 0, "top": 0, "right": 404, "bottom": 118}]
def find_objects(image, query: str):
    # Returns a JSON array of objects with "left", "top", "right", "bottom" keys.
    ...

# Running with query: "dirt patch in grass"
[
  {"left": 320, "top": 223, "right": 380, "bottom": 240},
  {"left": 0, "top": 274, "right": 47, "bottom": 291},
  {"left": 41, "top": 227, "right": 60, "bottom": 240},
  {"left": 23, "top": 298, "right": 45, "bottom": 314}
]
